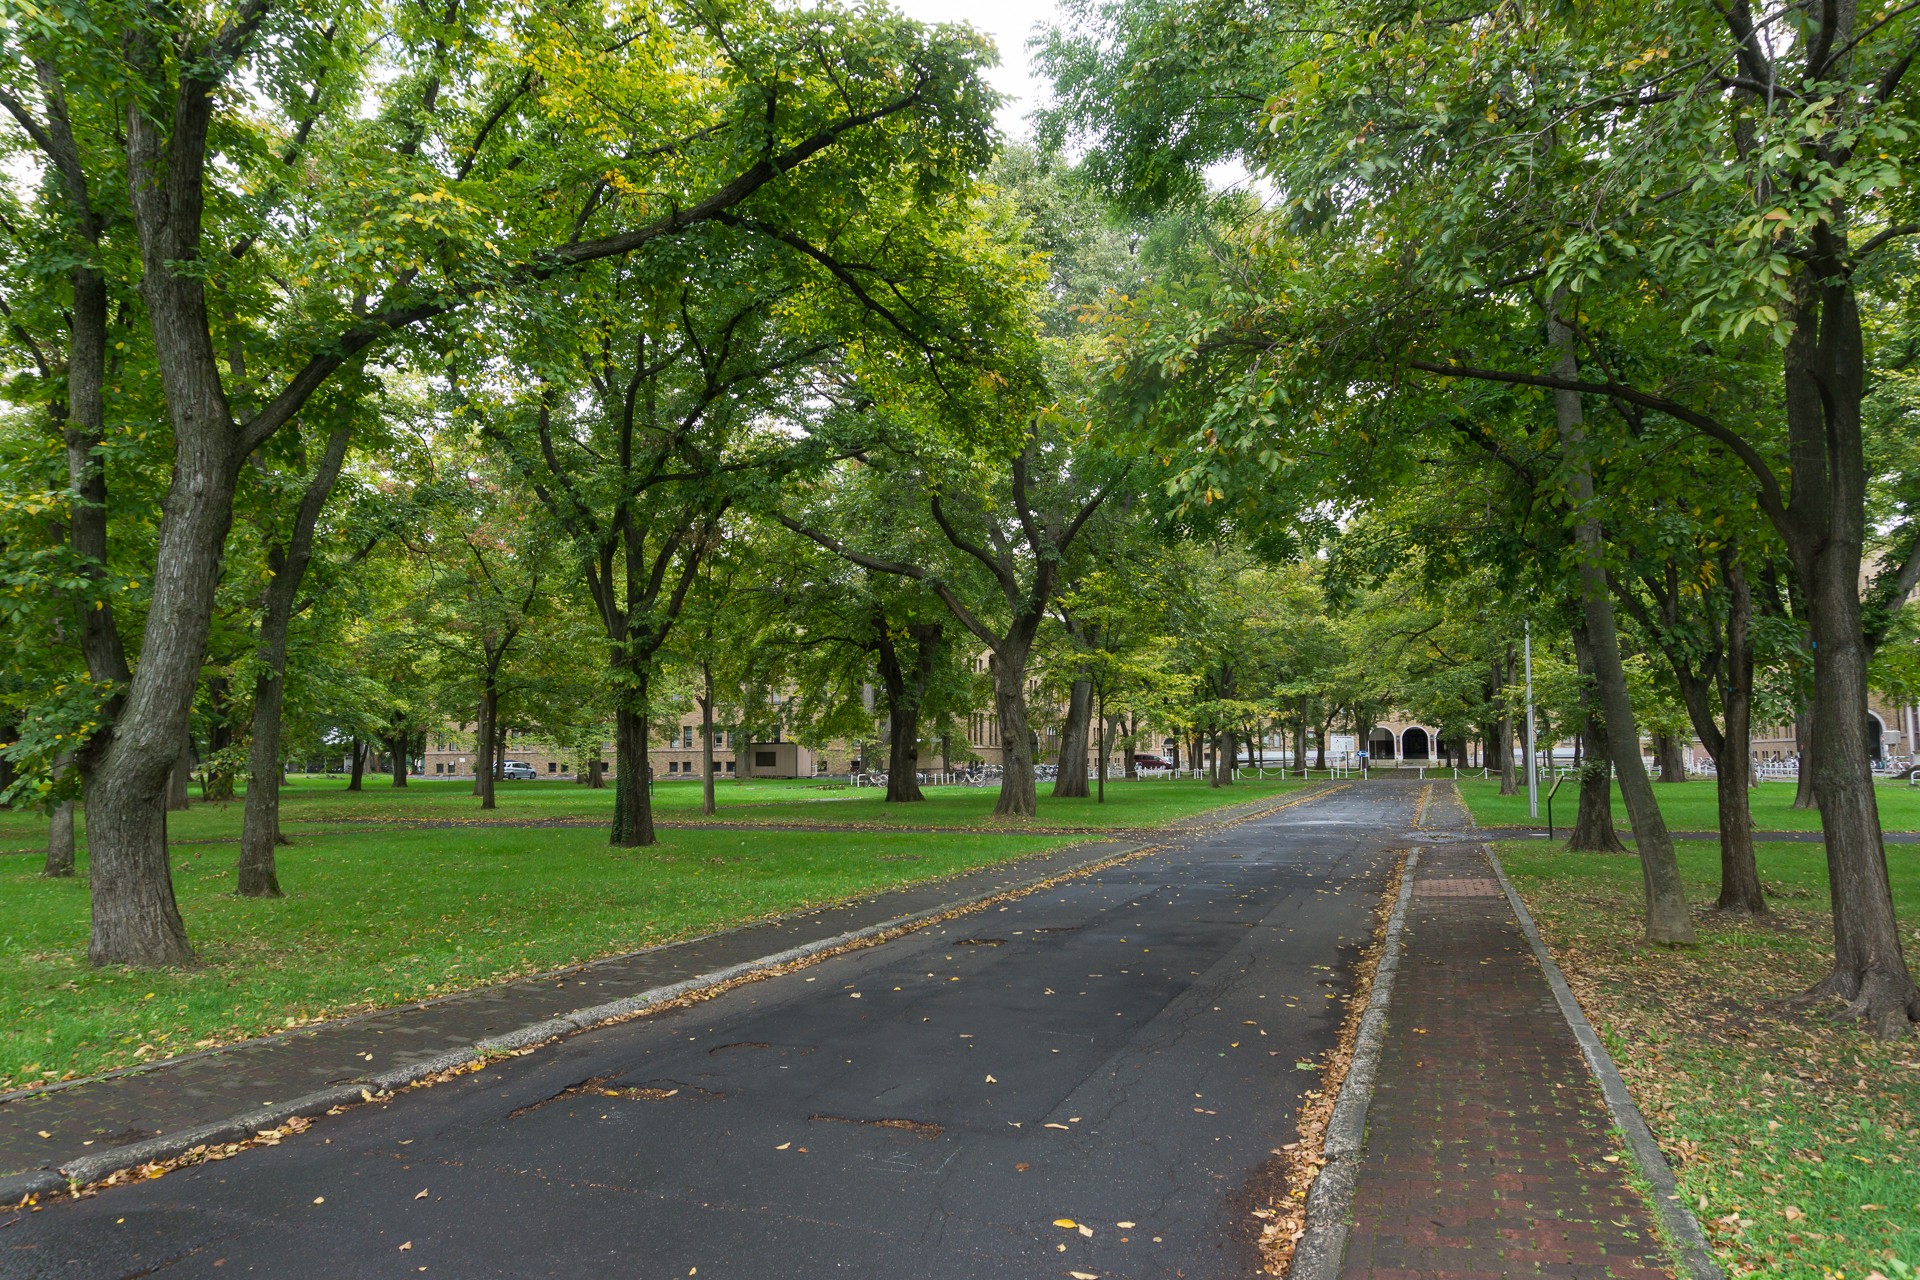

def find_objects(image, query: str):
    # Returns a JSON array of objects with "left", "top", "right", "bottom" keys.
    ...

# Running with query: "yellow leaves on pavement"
[
  {"left": 776, "top": 1143, "right": 790, "bottom": 1150},
  {"left": 984, "top": 1074, "right": 996, "bottom": 1083},
  {"left": 312, "top": 1197, "right": 325, "bottom": 1204},
  {"left": 414, "top": 1188, "right": 429, "bottom": 1199},
  {"left": 399, "top": 1242, "right": 412, "bottom": 1251},
  {"left": 1054, "top": 1219, "right": 1078, "bottom": 1229}
]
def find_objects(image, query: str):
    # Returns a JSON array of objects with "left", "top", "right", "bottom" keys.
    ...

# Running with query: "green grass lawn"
[
  {"left": 1500, "top": 839, "right": 1920, "bottom": 1277},
  {"left": 0, "top": 774, "right": 1315, "bottom": 854},
  {"left": 1455, "top": 775, "right": 1920, "bottom": 832},
  {"left": 0, "top": 824, "right": 1093, "bottom": 1092},
  {"left": 0, "top": 774, "right": 1307, "bottom": 1092}
]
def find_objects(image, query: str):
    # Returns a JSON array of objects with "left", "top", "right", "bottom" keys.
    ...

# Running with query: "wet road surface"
[{"left": 6, "top": 785, "right": 1418, "bottom": 1280}]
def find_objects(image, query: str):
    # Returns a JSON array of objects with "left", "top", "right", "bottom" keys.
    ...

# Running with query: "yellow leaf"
[
  {"left": 1054, "top": 1219, "right": 1078, "bottom": 1229},
  {"left": 414, "top": 1188, "right": 428, "bottom": 1199}
]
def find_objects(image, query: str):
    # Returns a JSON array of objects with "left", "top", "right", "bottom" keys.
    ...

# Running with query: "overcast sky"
[{"left": 892, "top": 0, "right": 1062, "bottom": 138}]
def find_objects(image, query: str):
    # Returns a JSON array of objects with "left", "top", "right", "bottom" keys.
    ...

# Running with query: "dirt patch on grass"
[{"left": 1503, "top": 853, "right": 1920, "bottom": 1278}]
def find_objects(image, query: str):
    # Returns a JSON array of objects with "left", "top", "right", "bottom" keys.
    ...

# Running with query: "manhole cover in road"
[{"left": 1413, "top": 878, "right": 1503, "bottom": 896}]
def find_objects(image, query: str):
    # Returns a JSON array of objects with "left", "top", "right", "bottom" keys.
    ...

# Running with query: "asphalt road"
[{"left": 5, "top": 785, "right": 1414, "bottom": 1280}]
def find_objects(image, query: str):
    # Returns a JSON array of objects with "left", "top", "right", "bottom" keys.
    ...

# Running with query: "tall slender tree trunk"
[
  {"left": 347, "top": 737, "right": 365, "bottom": 791},
  {"left": 1497, "top": 656, "right": 1512, "bottom": 794},
  {"left": 1791, "top": 704, "right": 1818, "bottom": 809},
  {"left": 237, "top": 412, "right": 353, "bottom": 897},
  {"left": 1053, "top": 678, "right": 1093, "bottom": 798},
  {"left": 1567, "top": 623, "right": 1628, "bottom": 853},
  {"left": 45, "top": 753, "right": 76, "bottom": 877},
  {"left": 475, "top": 691, "right": 498, "bottom": 810},
  {"left": 1552, "top": 303, "right": 1695, "bottom": 944},
  {"left": 700, "top": 660, "right": 716, "bottom": 817},
  {"left": 166, "top": 734, "right": 192, "bottom": 810},
  {"left": 1711, "top": 582, "right": 1764, "bottom": 912},
  {"left": 389, "top": 728, "right": 409, "bottom": 787},
  {"left": 1096, "top": 693, "right": 1109, "bottom": 803}
]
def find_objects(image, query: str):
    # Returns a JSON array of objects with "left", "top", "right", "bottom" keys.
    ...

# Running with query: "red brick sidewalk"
[{"left": 1335, "top": 842, "right": 1675, "bottom": 1279}]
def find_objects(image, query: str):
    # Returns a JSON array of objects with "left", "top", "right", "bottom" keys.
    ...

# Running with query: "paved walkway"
[{"left": 1334, "top": 827, "right": 1676, "bottom": 1278}]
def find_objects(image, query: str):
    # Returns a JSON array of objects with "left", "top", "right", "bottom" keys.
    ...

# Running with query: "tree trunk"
[
  {"left": 1654, "top": 731, "right": 1688, "bottom": 783},
  {"left": 700, "top": 661, "right": 716, "bottom": 817},
  {"left": 390, "top": 729, "right": 409, "bottom": 787},
  {"left": 347, "top": 737, "right": 365, "bottom": 791},
  {"left": 612, "top": 694, "right": 656, "bottom": 846},
  {"left": 1791, "top": 704, "right": 1818, "bottom": 809},
  {"left": 45, "top": 753, "right": 76, "bottom": 877},
  {"left": 1053, "top": 678, "right": 1093, "bottom": 798},
  {"left": 1096, "top": 694, "right": 1109, "bottom": 803},
  {"left": 1497, "top": 652, "right": 1519, "bottom": 796},
  {"left": 1553, "top": 303, "right": 1695, "bottom": 944},
  {"left": 82, "top": 58, "right": 262, "bottom": 966},
  {"left": 1805, "top": 527, "right": 1916, "bottom": 1028},
  {"left": 1123, "top": 716, "right": 1138, "bottom": 779},
  {"left": 166, "top": 733, "right": 193, "bottom": 810},
  {"left": 476, "top": 691, "right": 498, "bottom": 809},
  {"left": 237, "top": 411, "right": 353, "bottom": 897},
  {"left": 235, "top": 654, "right": 289, "bottom": 898},
  {"left": 875, "top": 618, "right": 938, "bottom": 804},
  {"left": 1567, "top": 623, "right": 1628, "bottom": 853},
  {"left": 990, "top": 649, "right": 1039, "bottom": 817},
  {"left": 46, "top": 797, "right": 77, "bottom": 878}
]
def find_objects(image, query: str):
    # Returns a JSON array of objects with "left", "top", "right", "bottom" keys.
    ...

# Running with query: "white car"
[{"left": 501, "top": 761, "right": 538, "bottom": 780}]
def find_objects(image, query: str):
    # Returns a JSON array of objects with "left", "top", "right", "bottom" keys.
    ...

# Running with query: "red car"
[{"left": 1131, "top": 754, "right": 1173, "bottom": 769}]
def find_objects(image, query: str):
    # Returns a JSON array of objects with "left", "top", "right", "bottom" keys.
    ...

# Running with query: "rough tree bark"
[
  {"left": 347, "top": 737, "right": 365, "bottom": 791},
  {"left": 1566, "top": 623, "right": 1628, "bottom": 853},
  {"left": 236, "top": 412, "right": 355, "bottom": 897},
  {"left": 1053, "top": 678, "right": 1093, "bottom": 798},
  {"left": 876, "top": 618, "right": 942, "bottom": 804},
  {"left": 699, "top": 657, "right": 717, "bottom": 817},
  {"left": 1791, "top": 705, "right": 1818, "bottom": 810},
  {"left": 1552, "top": 304, "right": 1695, "bottom": 944},
  {"left": 1654, "top": 731, "right": 1688, "bottom": 783},
  {"left": 166, "top": 735, "right": 193, "bottom": 810}
]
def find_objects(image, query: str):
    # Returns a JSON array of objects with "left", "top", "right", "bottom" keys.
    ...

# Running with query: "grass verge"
[
  {"left": 0, "top": 775, "right": 1313, "bottom": 853},
  {"left": 1498, "top": 838, "right": 1920, "bottom": 1278},
  {"left": 1, "top": 825, "right": 1079, "bottom": 1093},
  {"left": 1456, "top": 776, "right": 1920, "bottom": 832}
]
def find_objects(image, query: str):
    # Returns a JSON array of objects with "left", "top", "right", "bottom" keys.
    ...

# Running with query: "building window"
[
  {"left": 725, "top": 760, "right": 736, "bottom": 772},
  {"left": 683, "top": 726, "right": 693, "bottom": 747},
  {"left": 435, "top": 763, "right": 444, "bottom": 774},
  {"left": 548, "top": 761, "right": 557, "bottom": 773},
  {"left": 756, "top": 751, "right": 777, "bottom": 767},
  {"left": 668, "top": 761, "right": 679, "bottom": 773}
]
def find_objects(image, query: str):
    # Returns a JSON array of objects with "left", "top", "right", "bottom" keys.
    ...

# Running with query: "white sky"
[{"left": 891, "top": 0, "right": 1061, "bottom": 138}]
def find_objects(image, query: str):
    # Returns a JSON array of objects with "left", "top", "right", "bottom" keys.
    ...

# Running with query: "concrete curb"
[
  {"left": 1286, "top": 847, "right": 1421, "bottom": 1280},
  {"left": 1482, "top": 843, "right": 1725, "bottom": 1280},
  {"left": 4, "top": 838, "right": 1171, "bottom": 1206}
]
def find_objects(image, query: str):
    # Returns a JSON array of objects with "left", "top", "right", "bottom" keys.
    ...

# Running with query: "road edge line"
[
  {"left": 1284, "top": 846, "right": 1420, "bottom": 1280},
  {"left": 1481, "top": 842, "right": 1724, "bottom": 1280}
]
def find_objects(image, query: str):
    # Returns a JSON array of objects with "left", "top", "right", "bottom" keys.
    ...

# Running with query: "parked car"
[
  {"left": 501, "top": 760, "right": 538, "bottom": 780},
  {"left": 1131, "top": 753, "right": 1173, "bottom": 769}
]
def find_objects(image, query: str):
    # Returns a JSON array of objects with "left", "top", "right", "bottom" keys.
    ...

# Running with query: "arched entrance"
[
  {"left": 1368, "top": 727, "right": 1396, "bottom": 760},
  {"left": 1868, "top": 714, "right": 1884, "bottom": 763},
  {"left": 1402, "top": 727, "right": 1430, "bottom": 761}
]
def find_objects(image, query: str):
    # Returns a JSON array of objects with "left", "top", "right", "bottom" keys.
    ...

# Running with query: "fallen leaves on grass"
[{"left": 1507, "top": 857, "right": 1920, "bottom": 1279}]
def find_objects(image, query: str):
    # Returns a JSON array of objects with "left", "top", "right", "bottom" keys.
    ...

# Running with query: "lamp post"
[{"left": 1525, "top": 619, "right": 1539, "bottom": 820}]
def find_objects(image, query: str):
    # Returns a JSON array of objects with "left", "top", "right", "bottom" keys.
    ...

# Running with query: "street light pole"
[{"left": 1524, "top": 618, "right": 1539, "bottom": 820}]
